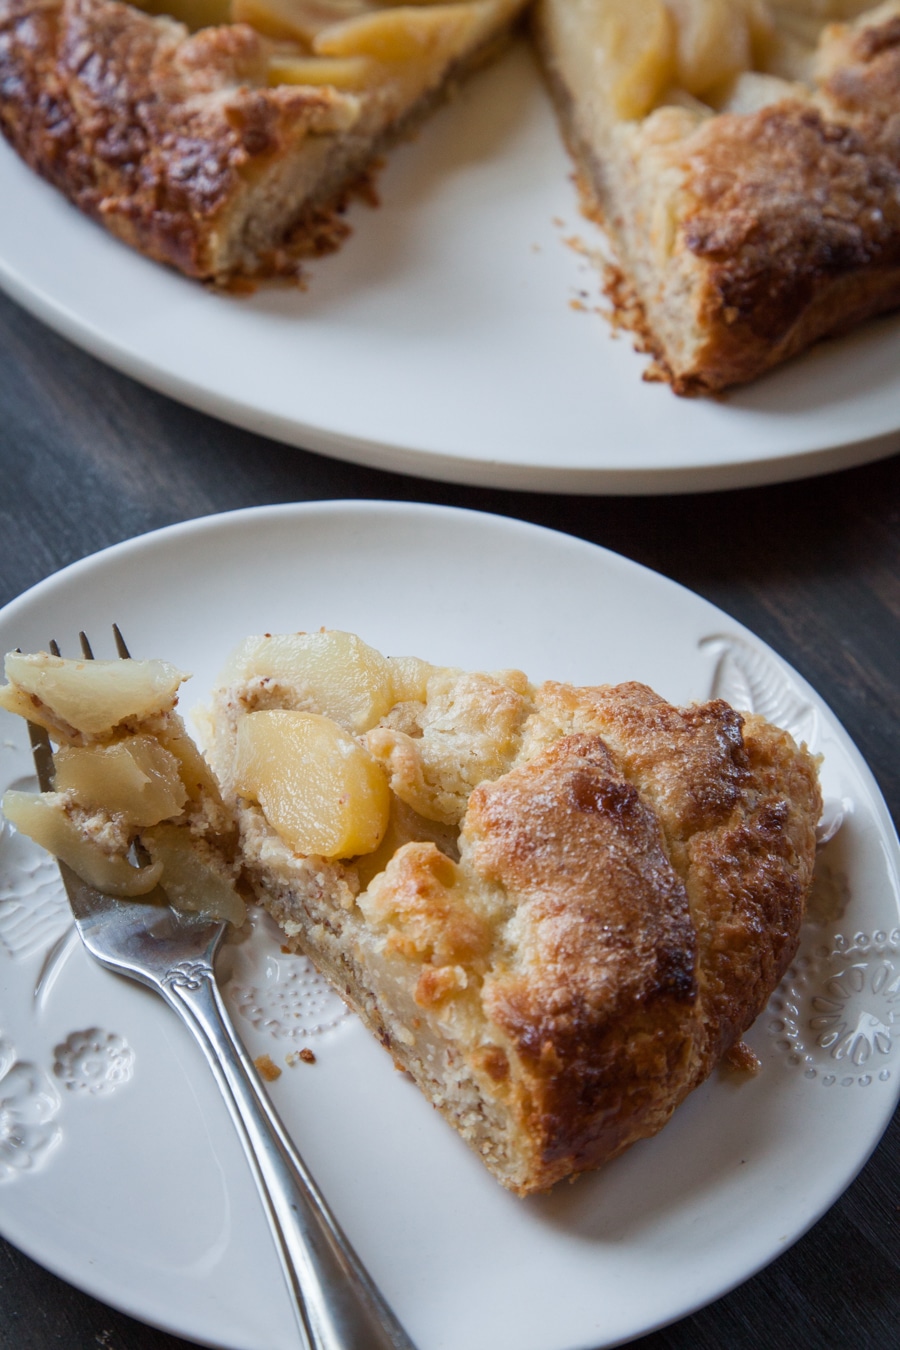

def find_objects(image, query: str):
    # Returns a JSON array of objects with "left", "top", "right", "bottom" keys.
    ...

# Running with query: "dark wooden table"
[{"left": 0, "top": 284, "right": 898, "bottom": 1350}]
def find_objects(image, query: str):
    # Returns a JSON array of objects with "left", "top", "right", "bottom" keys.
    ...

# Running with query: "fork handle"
[{"left": 159, "top": 965, "right": 417, "bottom": 1350}]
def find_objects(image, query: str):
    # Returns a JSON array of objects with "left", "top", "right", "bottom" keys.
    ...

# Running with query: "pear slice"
[
  {"left": 233, "top": 0, "right": 373, "bottom": 45},
  {"left": 234, "top": 709, "right": 390, "bottom": 859},
  {"left": 144, "top": 823, "right": 246, "bottom": 925},
  {"left": 0, "top": 652, "right": 187, "bottom": 739},
  {"left": 553, "top": 0, "right": 677, "bottom": 122},
  {"left": 218, "top": 631, "right": 395, "bottom": 734},
  {"left": 1, "top": 790, "right": 164, "bottom": 898},
  {"left": 312, "top": 4, "right": 482, "bottom": 63},
  {"left": 268, "top": 52, "right": 381, "bottom": 86},
  {"left": 53, "top": 736, "right": 188, "bottom": 827},
  {"left": 667, "top": 0, "right": 756, "bottom": 97}
]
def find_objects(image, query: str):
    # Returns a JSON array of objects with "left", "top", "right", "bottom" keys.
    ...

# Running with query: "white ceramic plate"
[
  {"left": 2, "top": 43, "right": 900, "bottom": 494},
  {"left": 1, "top": 501, "right": 898, "bottom": 1350}
]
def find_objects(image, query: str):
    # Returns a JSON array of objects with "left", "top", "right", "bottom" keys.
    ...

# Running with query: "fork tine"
[
  {"left": 51, "top": 629, "right": 129, "bottom": 659},
  {"left": 27, "top": 720, "right": 54, "bottom": 793},
  {"left": 31, "top": 636, "right": 66, "bottom": 788},
  {"left": 112, "top": 624, "right": 131, "bottom": 659}
]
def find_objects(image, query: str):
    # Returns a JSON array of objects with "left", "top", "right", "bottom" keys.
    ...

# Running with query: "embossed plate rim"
[{"left": 0, "top": 500, "right": 898, "bottom": 1350}]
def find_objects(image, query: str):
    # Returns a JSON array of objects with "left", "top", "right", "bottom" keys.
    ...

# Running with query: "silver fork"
[{"left": 27, "top": 629, "right": 416, "bottom": 1350}]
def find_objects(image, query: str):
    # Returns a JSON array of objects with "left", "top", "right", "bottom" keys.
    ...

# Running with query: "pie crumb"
[
  {"left": 286, "top": 1048, "right": 317, "bottom": 1067},
  {"left": 254, "top": 1054, "right": 282, "bottom": 1082},
  {"left": 724, "top": 1041, "right": 761, "bottom": 1075}
]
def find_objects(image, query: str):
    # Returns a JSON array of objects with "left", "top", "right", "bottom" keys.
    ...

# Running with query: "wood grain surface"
[{"left": 0, "top": 286, "right": 897, "bottom": 1350}]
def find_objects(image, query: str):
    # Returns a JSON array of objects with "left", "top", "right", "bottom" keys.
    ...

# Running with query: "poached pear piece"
[{"left": 0, "top": 650, "right": 245, "bottom": 923}]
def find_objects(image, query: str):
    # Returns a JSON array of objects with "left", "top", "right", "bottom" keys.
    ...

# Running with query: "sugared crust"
[
  {"left": 532, "top": 680, "right": 749, "bottom": 837},
  {"left": 821, "top": 11, "right": 900, "bottom": 120},
  {"left": 686, "top": 712, "right": 821, "bottom": 1059},
  {"left": 0, "top": 0, "right": 358, "bottom": 277},
  {"left": 458, "top": 687, "right": 820, "bottom": 1189},
  {"left": 676, "top": 102, "right": 900, "bottom": 393},
  {"left": 470, "top": 733, "right": 701, "bottom": 1181}
]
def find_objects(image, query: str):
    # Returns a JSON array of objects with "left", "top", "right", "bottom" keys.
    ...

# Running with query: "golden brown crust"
[
  {"left": 675, "top": 101, "right": 900, "bottom": 393},
  {"left": 532, "top": 681, "right": 750, "bottom": 837},
  {"left": 457, "top": 688, "right": 820, "bottom": 1190},
  {"left": 0, "top": 0, "right": 359, "bottom": 277},
  {"left": 470, "top": 733, "right": 701, "bottom": 1180},
  {"left": 821, "top": 11, "right": 900, "bottom": 120}
]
